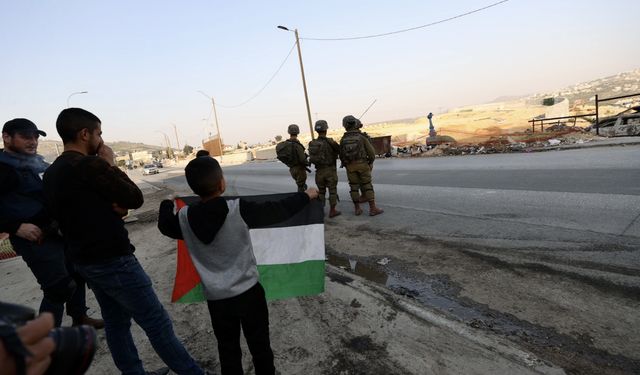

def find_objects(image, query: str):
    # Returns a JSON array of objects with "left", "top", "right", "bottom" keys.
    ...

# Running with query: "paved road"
[{"left": 145, "top": 145, "right": 640, "bottom": 287}]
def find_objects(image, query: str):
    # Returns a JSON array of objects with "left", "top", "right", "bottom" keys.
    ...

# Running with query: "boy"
[{"left": 158, "top": 156, "right": 318, "bottom": 375}]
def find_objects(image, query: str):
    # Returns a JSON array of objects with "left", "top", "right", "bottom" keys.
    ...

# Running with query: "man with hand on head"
[{"left": 43, "top": 108, "right": 204, "bottom": 375}]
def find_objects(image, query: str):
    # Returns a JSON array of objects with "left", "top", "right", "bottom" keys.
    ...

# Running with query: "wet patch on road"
[{"left": 327, "top": 251, "right": 640, "bottom": 375}]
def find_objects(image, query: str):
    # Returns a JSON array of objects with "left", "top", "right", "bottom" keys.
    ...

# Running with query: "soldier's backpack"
[
  {"left": 276, "top": 140, "right": 295, "bottom": 167},
  {"left": 340, "top": 133, "right": 366, "bottom": 163},
  {"left": 308, "top": 139, "right": 333, "bottom": 167}
]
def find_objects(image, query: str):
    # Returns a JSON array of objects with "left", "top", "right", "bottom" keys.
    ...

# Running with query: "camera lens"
[{"left": 45, "top": 325, "right": 97, "bottom": 375}]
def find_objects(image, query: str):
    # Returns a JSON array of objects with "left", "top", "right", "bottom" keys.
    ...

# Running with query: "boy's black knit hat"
[{"left": 185, "top": 156, "right": 222, "bottom": 196}]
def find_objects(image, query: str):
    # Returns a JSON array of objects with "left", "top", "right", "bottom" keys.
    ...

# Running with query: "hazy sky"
[{"left": 1, "top": 1, "right": 639, "bottom": 147}]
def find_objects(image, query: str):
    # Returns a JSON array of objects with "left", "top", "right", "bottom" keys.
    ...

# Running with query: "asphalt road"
[{"left": 147, "top": 144, "right": 640, "bottom": 288}]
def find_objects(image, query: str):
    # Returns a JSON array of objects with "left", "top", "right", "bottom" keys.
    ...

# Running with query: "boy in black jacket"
[{"left": 158, "top": 156, "right": 318, "bottom": 375}]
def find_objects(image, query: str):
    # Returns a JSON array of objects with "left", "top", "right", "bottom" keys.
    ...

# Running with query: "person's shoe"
[
  {"left": 72, "top": 315, "right": 105, "bottom": 330},
  {"left": 145, "top": 367, "right": 170, "bottom": 375},
  {"left": 329, "top": 205, "right": 341, "bottom": 218},
  {"left": 354, "top": 202, "right": 363, "bottom": 216},
  {"left": 368, "top": 201, "right": 384, "bottom": 216}
]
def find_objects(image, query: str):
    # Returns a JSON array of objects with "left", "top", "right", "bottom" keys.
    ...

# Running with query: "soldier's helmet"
[
  {"left": 356, "top": 118, "right": 363, "bottom": 129},
  {"left": 287, "top": 124, "right": 300, "bottom": 135},
  {"left": 314, "top": 120, "right": 328, "bottom": 133},
  {"left": 342, "top": 115, "right": 358, "bottom": 130}
]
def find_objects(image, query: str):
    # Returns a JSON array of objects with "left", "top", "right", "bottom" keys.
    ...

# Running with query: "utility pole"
[
  {"left": 171, "top": 123, "right": 181, "bottom": 154},
  {"left": 198, "top": 91, "right": 225, "bottom": 160},
  {"left": 211, "top": 97, "right": 223, "bottom": 159},
  {"left": 278, "top": 26, "right": 314, "bottom": 140}
]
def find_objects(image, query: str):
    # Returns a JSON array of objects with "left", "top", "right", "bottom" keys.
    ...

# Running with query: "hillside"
[
  {"left": 360, "top": 68, "right": 640, "bottom": 145},
  {"left": 37, "top": 140, "right": 164, "bottom": 163}
]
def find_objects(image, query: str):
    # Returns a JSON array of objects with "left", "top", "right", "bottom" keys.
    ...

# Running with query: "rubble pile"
[{"left": 390, "top": 126, "right": 605, "bottom": 158}]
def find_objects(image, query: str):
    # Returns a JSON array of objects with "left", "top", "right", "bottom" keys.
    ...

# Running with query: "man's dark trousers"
[
  {"left": 75, "top": 254, "right": 203, "bottom": 375},
  {"left": 11, "top": 235, "right": 86, "bottom": 327}
]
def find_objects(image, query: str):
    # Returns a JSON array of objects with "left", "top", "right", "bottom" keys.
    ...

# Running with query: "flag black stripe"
[{"left": 177, "top": 193, "right": 324, "bottom": 228}]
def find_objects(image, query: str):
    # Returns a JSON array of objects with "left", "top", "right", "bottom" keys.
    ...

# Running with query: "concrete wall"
[
  {"left": 254, "top": 146, "right": 277, "bottom": 160},
  {"left": 213, "top": 151, "right": 252, "bottom": 166}
]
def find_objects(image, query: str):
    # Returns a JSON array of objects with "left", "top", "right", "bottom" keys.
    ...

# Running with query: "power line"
[
  {"left": 301, "top": 0, "right": 510, "bottom": 41},
  {"left": 217, "top": 41, "right": 297, "bottom": 109}
]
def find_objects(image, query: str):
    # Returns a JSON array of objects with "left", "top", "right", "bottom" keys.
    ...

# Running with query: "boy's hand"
[{"left": 305, "top": 187, "right": 319, "bottom": 200}]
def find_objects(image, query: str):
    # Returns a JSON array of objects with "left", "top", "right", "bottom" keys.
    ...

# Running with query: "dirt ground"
[
  {"left": 323, "top": 220, "right": 640, "bottom": 375},
  {"left": 0, "top": 189, "right": 571, "bottom": 375}
]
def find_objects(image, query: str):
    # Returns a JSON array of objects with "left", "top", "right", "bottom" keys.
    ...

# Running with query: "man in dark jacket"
[
  {"left": 43, "top": 108, "right": 204, "bottom": 375},
  {"left": 0, "top": 118, "right": 102, "bottom": 328}
]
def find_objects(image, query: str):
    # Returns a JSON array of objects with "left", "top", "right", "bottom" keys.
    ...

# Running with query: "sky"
[{"left": 1, "top": 0, "right": 639, "bottom": 148}]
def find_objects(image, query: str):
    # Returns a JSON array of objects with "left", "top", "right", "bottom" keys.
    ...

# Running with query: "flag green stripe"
[
  {"left": 258, "top": 260, "right": 325, "bottom": 300},
  {"left": 175, "top": 282, "right": 205, "bottom": 303}
]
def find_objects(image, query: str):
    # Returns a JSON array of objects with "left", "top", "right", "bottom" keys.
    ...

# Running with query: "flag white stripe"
[{"left": 250, "top": 224, "right": 325, "bottom": 265}]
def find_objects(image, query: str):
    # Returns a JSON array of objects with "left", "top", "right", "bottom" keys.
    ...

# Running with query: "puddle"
[
  {"left": 326, "top": 252, "right": 640, "bottom": 375},
  {"left": 327, "top": 253, "right": 480, "bottom": 321}
]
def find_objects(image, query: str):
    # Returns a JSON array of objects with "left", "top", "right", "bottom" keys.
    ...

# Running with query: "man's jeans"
[
  {"left": 11, "top": 235, "right": 87, "bottom": 326},
  {"left": 75, "top": 255, "right": 203, "bottom": 375}
]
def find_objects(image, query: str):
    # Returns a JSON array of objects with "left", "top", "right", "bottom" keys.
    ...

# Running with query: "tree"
[
  {"left": 275, "top": 135, "right": 283, "bottom": 142},
  {"left": 183, "top": 144, "right": 194, "bottom": 155}
]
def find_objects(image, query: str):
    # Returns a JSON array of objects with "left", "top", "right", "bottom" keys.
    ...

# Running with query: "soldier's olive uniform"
[
  {"left": 340, "top": 130, "right": 376, "bottom": 202},
  {"left": 287, "top": 139, "right": 308, "bottom": 192},
  {"left": 309, "top": 136, "right": 341, "bottom": 206}
]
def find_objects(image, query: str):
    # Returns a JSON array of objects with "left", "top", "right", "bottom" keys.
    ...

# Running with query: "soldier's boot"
[
  {"left": 368, "top": 201, "right": 384, "bottom": 216},
  {"left": 353, "top": 202, "right": 363, "bottom": 216},
  {"left": 329, "top": 204, "right": 341, "bottom": 218}
]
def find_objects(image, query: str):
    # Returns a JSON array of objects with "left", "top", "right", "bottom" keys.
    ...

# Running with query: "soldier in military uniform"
[
  {"left": 339, "top": 115, "right": 384, "bottom": 216},
  {"left": 276, "top": 124, "right": 308, "bottom": 192},
  {"left": 308, "top": 120, "right": 341, "bottom": 218}
]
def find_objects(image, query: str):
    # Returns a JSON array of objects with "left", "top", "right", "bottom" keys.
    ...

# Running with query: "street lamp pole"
[
  {"left": 67, "top": 91, "right": 88, "bottom": 107},
  {"left": 171, "top": 123, "right": 181, "bottom": 154},
  {"left": 155, "top": 130, "right": 174, "bottom": 160},
  {"left": 198, "top": 91, "right": 224, "bottom": 160},
  {"left": 277, "top": 26, "right": 314, "bottom": 140}
]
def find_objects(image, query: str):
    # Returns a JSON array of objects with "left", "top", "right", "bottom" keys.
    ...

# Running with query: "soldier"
[
  {"left": 275, "top": 124, "right": 308, "bottom": 192},
  {"left": 308, "top": 120, "right": 341, "bottom": 218},
  {"left": 339, "top": 115, "right": 383, "bottom": 216}
]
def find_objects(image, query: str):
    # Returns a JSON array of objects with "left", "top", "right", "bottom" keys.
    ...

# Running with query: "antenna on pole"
[{"left": 359, "top": 99, "right": 377, "bottom": 120}]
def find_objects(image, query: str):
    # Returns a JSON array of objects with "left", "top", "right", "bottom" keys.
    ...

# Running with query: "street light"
[
  {"left": 277, "top": 25, "right": 314, "bottom": 140},
  {"left": 171, "top": 123, "right": 181, "bottom": 154},
  {"left": 67, "top": 91, "right": 88, "bottom": 107},
  {"left": 155, "top": 130, "right": 174, "bottom": 160},
  {"left": 197, "top": 91, "right": 224, "bottom": 160}
]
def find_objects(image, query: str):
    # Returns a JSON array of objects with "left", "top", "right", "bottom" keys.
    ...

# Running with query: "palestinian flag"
[{"left": 171, "top": 193, "right": 325, "bottom": 302}]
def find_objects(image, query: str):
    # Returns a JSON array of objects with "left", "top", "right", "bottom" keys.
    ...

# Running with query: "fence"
[{"left": 528, "top": 92, "right": 640, "bottom": 135}]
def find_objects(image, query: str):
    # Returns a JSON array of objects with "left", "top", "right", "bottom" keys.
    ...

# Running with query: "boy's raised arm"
[
  {"left": 240, "top": 189, "right": 317, "bottom": 228},
  {"left": 158, "top": 199, "right": 184, "bottom": 239}
]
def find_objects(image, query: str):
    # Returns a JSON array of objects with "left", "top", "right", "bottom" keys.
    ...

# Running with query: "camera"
[{"left": 0, "top": 301, "right": 97, "bottom": 375}]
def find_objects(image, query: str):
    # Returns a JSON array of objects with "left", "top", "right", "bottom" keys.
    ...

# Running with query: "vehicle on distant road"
[
  {"left": 153, "top": 161, "right": 163, "bottom": 168},
  {"left": 142, "top": 164, "right": 159, "bottom": 175},
  {"left": 589, "top": 106, "right": 640, "bottom": 136}
]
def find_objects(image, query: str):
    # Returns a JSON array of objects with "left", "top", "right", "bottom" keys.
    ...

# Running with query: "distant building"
[
  {"left": 202, "top": 134, "right": 224, "bottom": 157},
  {"left": 130, "top": 150, "right": 154, "bottom": 164}
]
